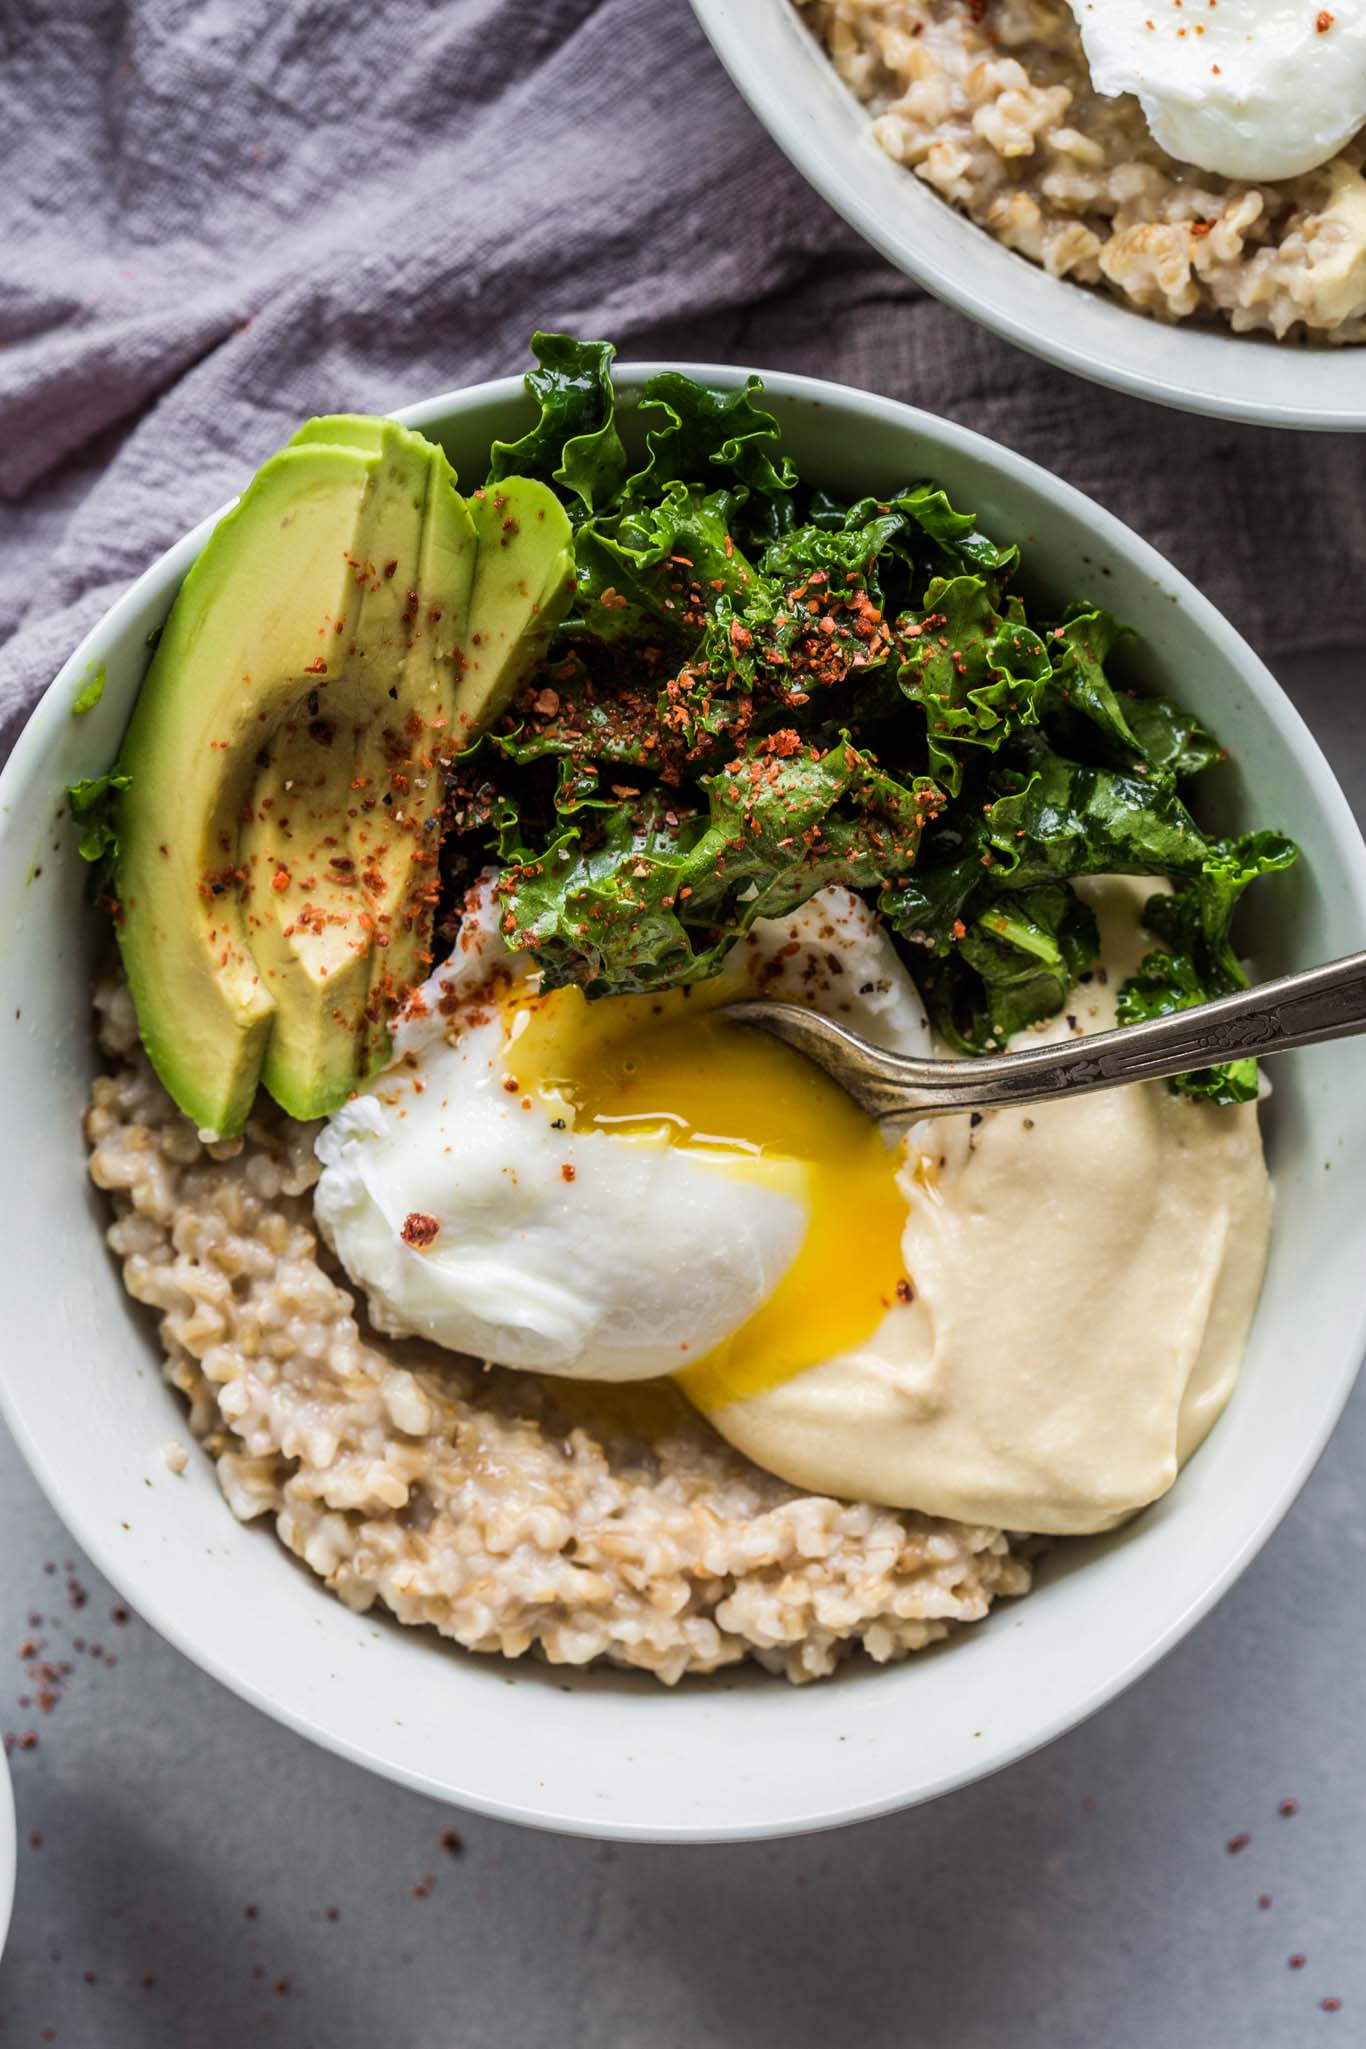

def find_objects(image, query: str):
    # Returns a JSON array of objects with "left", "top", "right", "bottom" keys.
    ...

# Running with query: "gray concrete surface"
[{"left": 1, "top": 645, "right": 1362, "bottom": 2048}]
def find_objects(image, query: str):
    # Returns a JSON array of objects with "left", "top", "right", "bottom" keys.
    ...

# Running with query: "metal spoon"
[{"left": 724, "top": 951, "right": 1366, "bottom": 1133}]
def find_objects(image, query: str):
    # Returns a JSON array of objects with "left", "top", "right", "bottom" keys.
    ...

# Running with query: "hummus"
[{"left": 694, "top": 878, "right": 1272, "bottom": 1535}]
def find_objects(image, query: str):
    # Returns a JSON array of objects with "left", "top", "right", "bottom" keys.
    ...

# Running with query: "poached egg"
[
  {"left": 314, "top": 878, "right": 925, "bottom": 1385},
  {"left": 1066, "top": 0, "right": 1366, "bottom": 181}
]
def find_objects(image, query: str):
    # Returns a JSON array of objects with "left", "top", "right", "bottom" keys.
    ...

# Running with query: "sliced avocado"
[
  {"left": 114, "top": 419, "right": 573, "bottom": 1138},
  {"left": 457, "top": 478, "right": 574, "bottom": 741},
  {"left": 357, "top": 446, "right": 480, "bottom": 1067},
  {"left": 243, "top": 419, "right": 476, "bottom": 1107},
  {"left": 117, "top": 422, "right": 475, "bottom": 1135},
  {"left": 116, "top": 441, "right": 381, "bottom": 1137}
]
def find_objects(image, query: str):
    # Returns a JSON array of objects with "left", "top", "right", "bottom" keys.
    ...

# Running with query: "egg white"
[
  {"left": 314, "top": 877, "right": 929, "bottom": 1382},
  {"left": 1067, "top": 0, "right": 1366, "bottom": 181}
]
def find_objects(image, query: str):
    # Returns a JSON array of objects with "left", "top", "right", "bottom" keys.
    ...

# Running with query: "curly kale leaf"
[
  {"left": 916, "top": 881, "right": 1101, "bottom": 1053},
  {"left": 1116, "top": 831, "right": 1299, "bottom": 1103},
  {"left": 489, "top": 333, "right": 627, "bottom": 516},
  {"left": 497, "top": 739, "right": 941, "bottom": 996},
  {"left": 1043, "top": 609, "right": 1222, "bottom": 782},
  {"left": 896, "top": 575, "right": 1051, "bottom": 795},
  {"left": 882, "top": 741, "right": 1293, "bottom": 1061},
  {"left": 631, "top": 372, "right": 797, "bottom": 501}
]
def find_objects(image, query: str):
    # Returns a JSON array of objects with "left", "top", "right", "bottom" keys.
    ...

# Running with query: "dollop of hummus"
[{"left": 699, "top": 878, "right": 1272, "bottom": 1536}]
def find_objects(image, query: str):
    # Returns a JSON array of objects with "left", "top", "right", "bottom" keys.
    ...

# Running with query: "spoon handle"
[
  {"left": 728, "top": 950, "right": 1366, "bottom": 1125},
  {"left": 899, "top": 949, "right": 1366, "bottom": 1123}
]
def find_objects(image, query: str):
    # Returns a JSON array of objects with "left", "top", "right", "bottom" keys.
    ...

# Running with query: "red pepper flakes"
[
  {"left": 1226, "top": 1832, "right": 1250, "bottom": 1854},
  {"left": 401, "top": 1211, "right": 441, "bottom": 1249},
  {"left": 28, "top": 1830, "right": 42, "bottom": 1850},
  {"left": 274, "top": 1977, "right": 292, "bottom": 1997},
  {"left": 243, "top": 1903, "right": 259, "bottom": 1921},
  {"left": 895, "top": 1279, "right": 914, "bottom": 1304},
  {"left": 411, "top": 1873, "right": 436, "bottom": 1899},
  {"left": 325, "top": 1906, "right": 341, "bottom": 1922},
  {"left": 1258, "top": 1894, "right": 1273, "bottom": 1910},
  {"left": 1278, "top": 1798, "right": 1300, "bottom": 1818},
  {"left": 111, "top": 1605, "right": 130, "bottom": 1626},
  {"left": 440, "top": 1828, "right": 464, "bottom": 1856},
  {"left": 1322, "top": 1998, "right": 1342, "bottom": 2013},
  {"left": 561, "top": 1164, "right": 576, "bottom": 1184},
  {"left": 1290, "top": 1955, "right": 1307, "bottom": 1971}
]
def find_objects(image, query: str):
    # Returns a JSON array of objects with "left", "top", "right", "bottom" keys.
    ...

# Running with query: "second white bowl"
[{"left": 690, "top": 0, "right": 1366, "bottom": 432}]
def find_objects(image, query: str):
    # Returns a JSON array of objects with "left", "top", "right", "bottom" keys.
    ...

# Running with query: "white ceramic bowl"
[
  {"left": 0, "top": 1748, "right": 14, "bottom": 1962},
  {"left": 690, "top": 0, "right": 1366, "bottom": 432},
  {"left": 2, "top": 367, "right": 1365, "bottom": 1843}
]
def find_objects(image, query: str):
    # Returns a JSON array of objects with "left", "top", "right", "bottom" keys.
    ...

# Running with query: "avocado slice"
[
  {"left": 117, "top": 440, "right": 380, "bottom": 1137},
  {"left": 114, "top": 419, "right": 572, "bottom": 1139},
  {"left": 242, "top": 419, "right": 477, "bottom": 1109},
  {"left": 458, "top": 477, "right": 574, "bottom": 740}
]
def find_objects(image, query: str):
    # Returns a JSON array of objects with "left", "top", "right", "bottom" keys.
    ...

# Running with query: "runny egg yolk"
[{"left": 504, "top": 980, "right": 910, "bottom": 1409}]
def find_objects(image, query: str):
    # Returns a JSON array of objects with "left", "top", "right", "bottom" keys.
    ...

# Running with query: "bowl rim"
[
  {"left": 3, "top": 361, "right": 1366, "bottom": 1841},
  {"left": 687, "top": 0, "right": 1366, "bottom": 433}
]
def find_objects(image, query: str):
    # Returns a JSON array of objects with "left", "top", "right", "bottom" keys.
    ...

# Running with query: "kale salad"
[{"left": 440, "top": 335, "right": 1296, "bottom": 1105}]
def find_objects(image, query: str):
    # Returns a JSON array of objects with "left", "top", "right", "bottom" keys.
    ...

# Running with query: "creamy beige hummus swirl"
[{"left": 697, "top": 878, "right": 1272, "bottom": 1536}]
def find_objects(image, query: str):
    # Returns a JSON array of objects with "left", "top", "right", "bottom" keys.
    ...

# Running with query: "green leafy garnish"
[
  {"left": 67, "top": 770, "right": 131, "bottom": 882},
  {"left": 71, "top": 664, "right": 106, "bottom": 716},
  {"left": 1116, "top": 833, "right": 1299, "bottom": 1104}
]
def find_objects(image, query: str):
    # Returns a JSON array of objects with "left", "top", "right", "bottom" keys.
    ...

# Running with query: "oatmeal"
[
  {"left": 794, "top": 0, "right": 1366, "bottom": 340},
  {"left": 85, "top": 980, "right": 1029, "bottom": 1686}
]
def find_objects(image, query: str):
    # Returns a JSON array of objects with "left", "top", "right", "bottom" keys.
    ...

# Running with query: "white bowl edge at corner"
[
  {"left": 688, "top": 0, "right": 1366, "bottom": 433},
  {"left": 2, "top": 365, "right": 1366, "bottom": 1845},
  {"left": 0, "top": 1747, "right": 15, "bottom": 1962}
]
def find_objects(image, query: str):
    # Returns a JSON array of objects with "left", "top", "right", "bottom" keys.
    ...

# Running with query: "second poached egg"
[{"left": 1067, "top": 0, "right": 1366, "bottom": 181}]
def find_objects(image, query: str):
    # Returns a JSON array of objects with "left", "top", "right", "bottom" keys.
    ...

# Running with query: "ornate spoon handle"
[{"left": 725, "top": 950, "right": 1366, "bottom": 1129}]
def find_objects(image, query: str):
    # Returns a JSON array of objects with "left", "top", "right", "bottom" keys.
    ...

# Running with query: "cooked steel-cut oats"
[
  {"left": 795, "top": 0, "right": 1366, "bottom": 341},
  {"left": 85, "top": 979, "right": 1030, "bottom": 1685}
]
